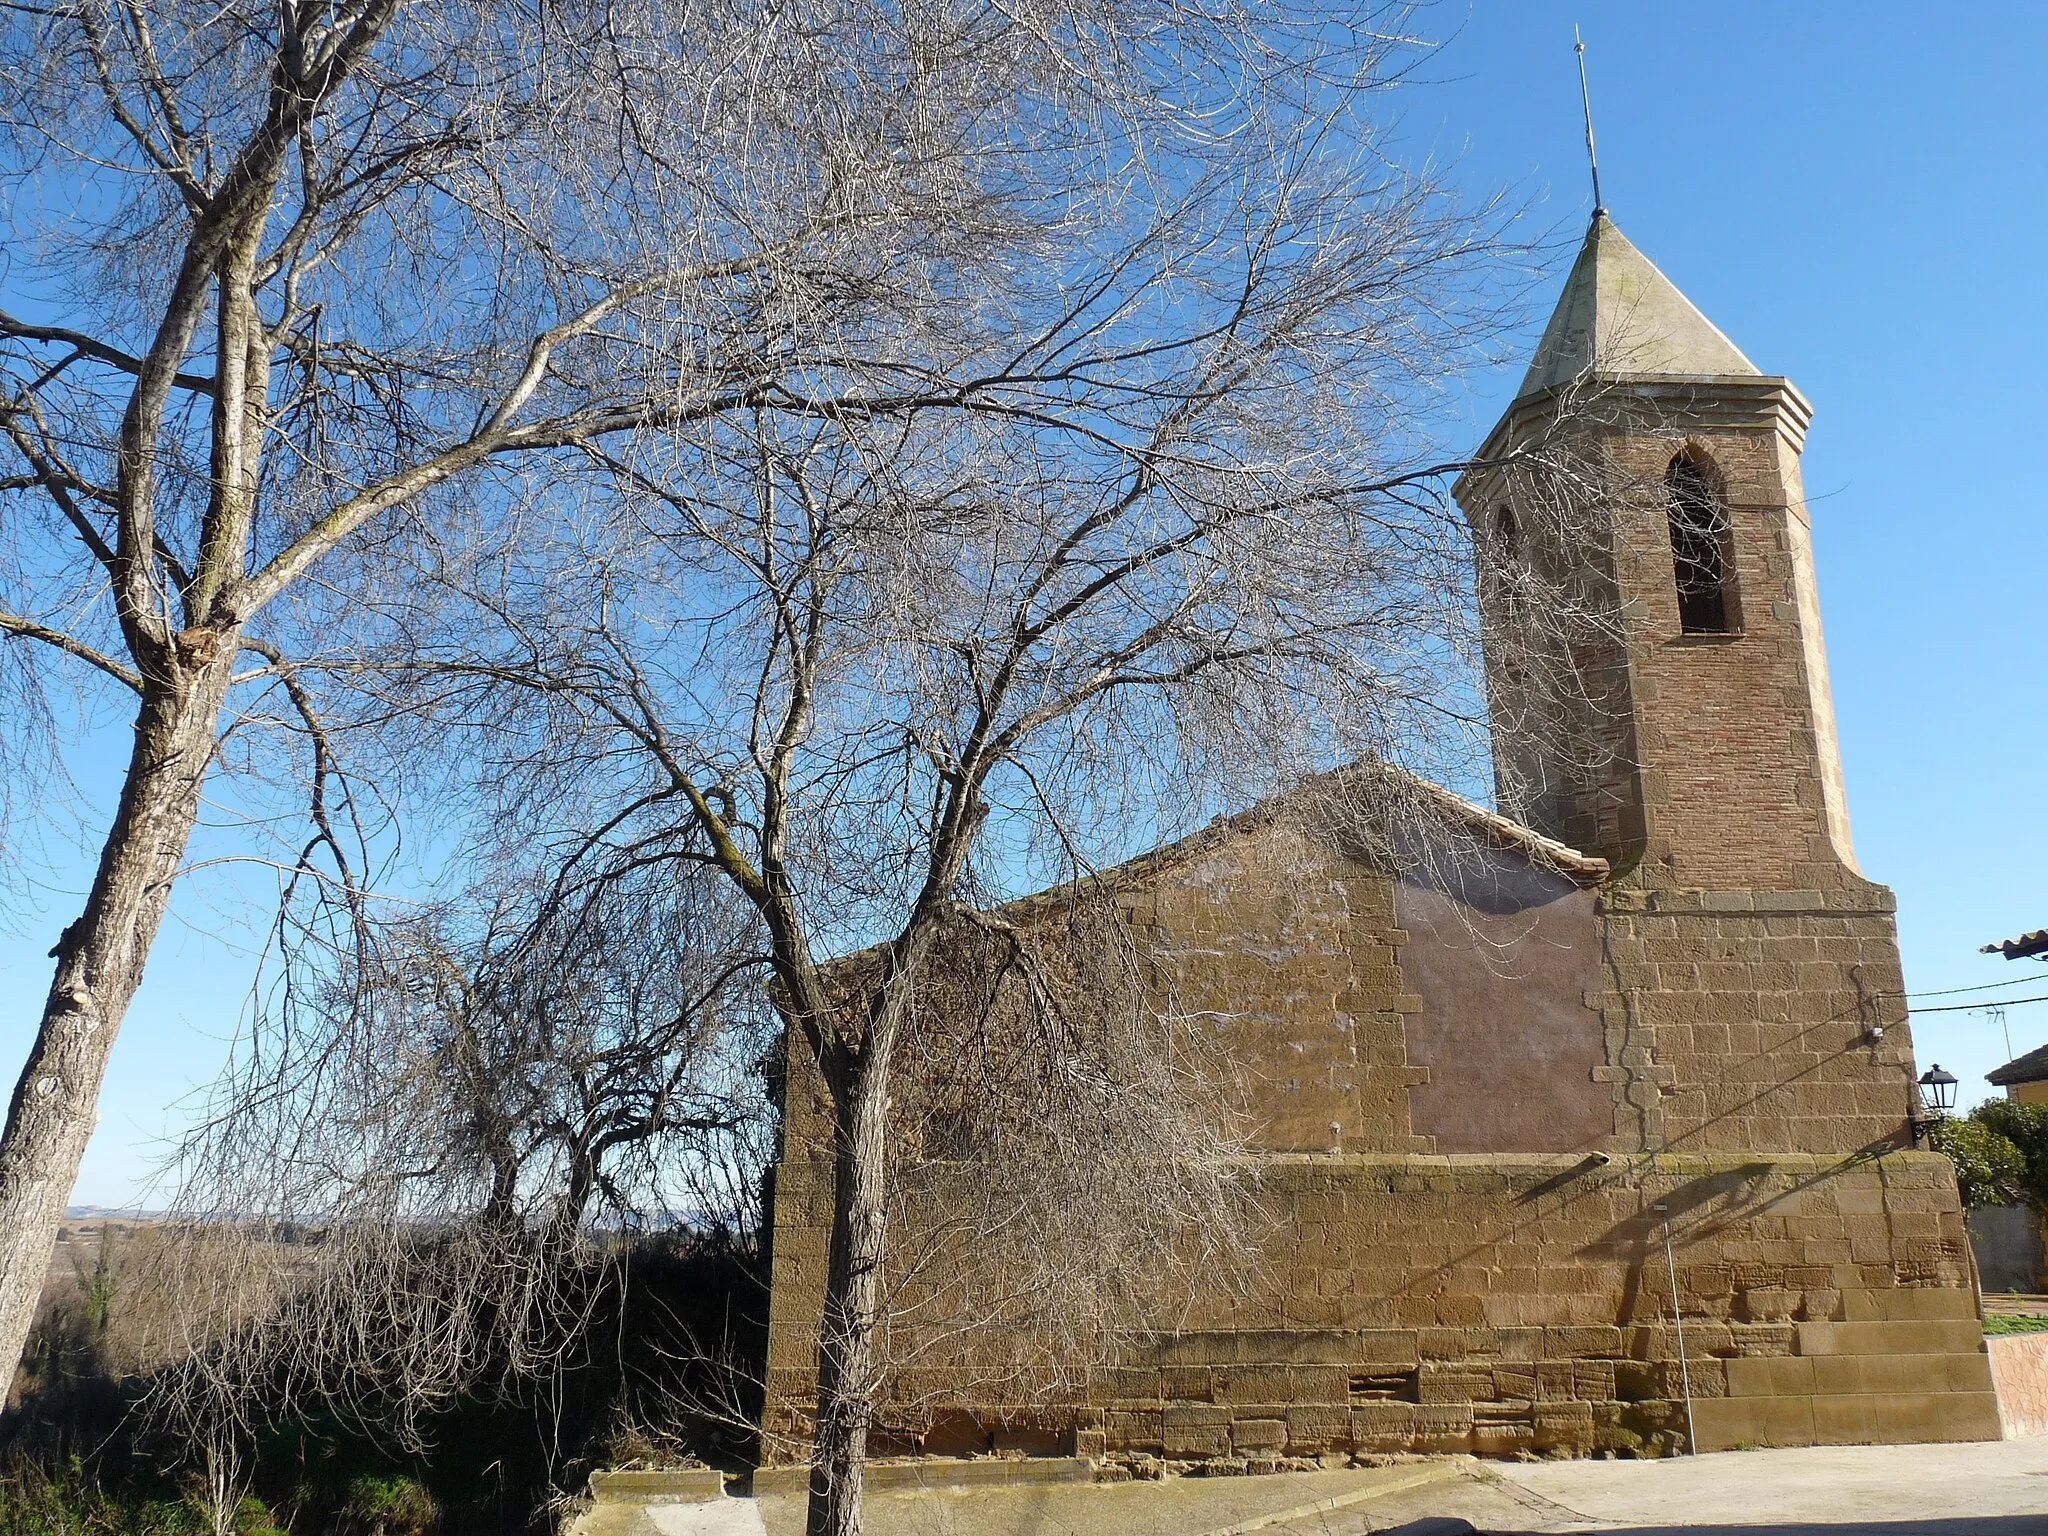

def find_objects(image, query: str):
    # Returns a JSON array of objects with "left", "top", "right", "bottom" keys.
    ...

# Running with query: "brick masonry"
[
  {"left": 1465, "top": 380, "right": 1859, "bottom": 899},
  {"left": 760, "top": 816, "right": 1997, "bottom": 1462},
  {"left": 758, "top": 301, "right": 1995, "bottom": 1463}
]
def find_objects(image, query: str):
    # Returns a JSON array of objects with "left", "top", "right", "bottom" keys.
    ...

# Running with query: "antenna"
[{"left": 1574, "top": 26, "right": 1606, "bottom": 219}]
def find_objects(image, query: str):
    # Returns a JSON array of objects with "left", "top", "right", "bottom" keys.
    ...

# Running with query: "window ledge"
[{"left": 1669, "top": 629, "right": 1746, "bottom": 645}]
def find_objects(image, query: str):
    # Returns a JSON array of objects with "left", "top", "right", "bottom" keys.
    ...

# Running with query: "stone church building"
[{"left": 760, "top": 214, "right": 1998, "bottom": 1461}]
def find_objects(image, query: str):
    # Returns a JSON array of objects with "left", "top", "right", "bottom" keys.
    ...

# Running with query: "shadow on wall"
[
  {"left": 1578, "top": 1162, "right": 1781, "bottom": 1258},
  {"left": 1572, "top": 1163, "right": 1766, "bottom": 1328}
]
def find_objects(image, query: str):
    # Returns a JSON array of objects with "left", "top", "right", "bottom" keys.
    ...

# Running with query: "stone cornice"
[{"left": 1455, "top": 374, "right": 1814, "bottom": 509}]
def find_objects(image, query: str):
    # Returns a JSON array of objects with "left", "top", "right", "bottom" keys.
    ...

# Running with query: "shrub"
[
  {"left": 1929, "top": 1114, "right": 2029, "bottom": 1210},
  {"left": 1973, "top": 1099, "right": 2048, "bottom": 1209},
  {"left": 0, "top": 1452, "right": 203, "bottom": 1536},
  {"left": 337, "top": 1476, "right": 439, "bottom": 1536}
]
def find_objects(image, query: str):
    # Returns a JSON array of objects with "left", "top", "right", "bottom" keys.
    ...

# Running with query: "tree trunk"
[
  {"left": 805, "top": 1045, "right": 894, "bottom": 1536},
  {"left": 0, "top": 651, "right": 233, "bottom": 1401}
]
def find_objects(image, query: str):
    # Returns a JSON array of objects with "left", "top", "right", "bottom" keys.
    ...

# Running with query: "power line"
[
  {"left": 1897, "top": 973, "right": 2048, "bottom": 1001},
  {"left": 1910, "top": 993, "right": 2048, "bottom": 1016}
]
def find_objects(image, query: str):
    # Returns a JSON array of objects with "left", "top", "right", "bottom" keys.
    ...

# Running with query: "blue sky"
[
  {"left": 1420, "top": 2, "right": 2048, "bottom": 1114},
  {"left": 6, "top": 1, "right": 2046, "bottom": 1205}
]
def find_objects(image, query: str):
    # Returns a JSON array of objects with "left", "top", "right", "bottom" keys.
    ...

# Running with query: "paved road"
[
  {"left": 582, "top": 1439, "right": 2048, "bottom": 1536},
  {"left": 1314, "top": 1438, "right": 2048, "bottom": 1535}
]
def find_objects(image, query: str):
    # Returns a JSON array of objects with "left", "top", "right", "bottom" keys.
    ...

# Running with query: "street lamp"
[{"left": 1910, "top": 1064, "right": 1958, "bottom": 1145}]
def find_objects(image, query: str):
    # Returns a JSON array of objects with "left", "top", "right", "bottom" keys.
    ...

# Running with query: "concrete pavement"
[
  {"left": 1491, "top": 1437, "right": 2048, "bottom": 1533},
  {"left": 575, "top": 1439, "right": 2048, "bottom": 1535},
  {"left": 1269, "top": 1439, "right": 2048, "bottom": 1534}
]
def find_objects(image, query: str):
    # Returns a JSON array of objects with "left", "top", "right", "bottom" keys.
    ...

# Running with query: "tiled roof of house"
[
  {"left": 1989, "top": 1041, "right": 2048, "bottom": 1087},
  {"left": 1982, "top": 929, "right": 2048, "bottom": 961}
]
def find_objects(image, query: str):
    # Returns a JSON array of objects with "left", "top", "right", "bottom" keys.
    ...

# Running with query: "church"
[{"left": 759, "top": 213, "right": 1999, "bottom": 1462}]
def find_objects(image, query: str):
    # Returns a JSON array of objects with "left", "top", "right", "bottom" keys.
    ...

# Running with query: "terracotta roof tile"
[
  {"left": 1981, "top": 929, "right": 2048, "bottom": 961},
  {"left": 1989, "top": 1041, "right": 2048, "bottom": 1087}
]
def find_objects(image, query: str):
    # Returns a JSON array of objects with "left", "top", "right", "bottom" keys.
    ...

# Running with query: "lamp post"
[{"left": 1910, "top": 1064, "right": 1958, "bottom": 1146}]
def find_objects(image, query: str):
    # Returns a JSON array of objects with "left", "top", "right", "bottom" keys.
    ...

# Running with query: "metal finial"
[{"left": 1574, "top": 27, "right": 1606, "bottom": 219}]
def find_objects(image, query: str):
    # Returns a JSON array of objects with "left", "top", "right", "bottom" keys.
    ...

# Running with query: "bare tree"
[
  {"left": 0, "top": 0, "right": 1347, "bottom": 1404},
  {"left": 390, "top": 81, "right": 1589, "bottom": 1530},
  {"left": 855, "top": 890, "right": 1256, "bottom": 1449},
  {"left": 132, "top": 852, "right": 768, "bottom": 1460},
  {"left": 177, "top": 849, "right": 772, "bottom": 1234}
]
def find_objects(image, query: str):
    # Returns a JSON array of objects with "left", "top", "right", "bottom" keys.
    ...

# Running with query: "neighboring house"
[
  {"left": 1982, "top": 929, "right": 2048, "bottom": 962},
  {"left": 1979, "top": 1005, "right": 2048, "bottom": 1291},
  {"left": 1988, "top": 1044, "right": 2048, "bottom": 1105},
  {"left": 1983, "top": 929, "right": 2048, "bottom": 1103},
  {"left": 762, "top": 213, "right": 1999, "bottom": 1462}
]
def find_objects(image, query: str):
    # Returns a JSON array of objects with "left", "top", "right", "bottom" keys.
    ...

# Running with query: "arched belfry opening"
[
  {"left": 1493, "top": 504, "right": 1520, "bottom": 556},
  {"left": 1490, "top": 505, "right": 1523, "bottom": 601},
  {"left": 1664, "top": 450, "right": 1736, "bottom": 635}
]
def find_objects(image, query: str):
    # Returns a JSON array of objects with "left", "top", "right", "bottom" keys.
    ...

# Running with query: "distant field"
[
  {"left": 44, "top": 1214, "right": 156, "bottom": 1299},
  {"left": 30, "top": 1212, "right": 316, "bottom": 1384}
]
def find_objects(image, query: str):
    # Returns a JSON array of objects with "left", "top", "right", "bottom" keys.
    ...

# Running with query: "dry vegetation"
[{"left": 8, "top": 1214, "right": 769, "bottom": 1535}]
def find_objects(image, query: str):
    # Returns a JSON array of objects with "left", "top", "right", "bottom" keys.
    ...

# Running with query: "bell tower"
[{"left": 1456, "top": 214, "right": 1860, "bottom": 893}]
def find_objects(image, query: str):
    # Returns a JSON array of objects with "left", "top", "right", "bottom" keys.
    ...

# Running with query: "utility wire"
[
  {"left": 1909, "top": 993, "right": 2048, "bottom": 1015},
  {"left": 1894, "top": 974, "right": 2048, "bottom": 1001}
]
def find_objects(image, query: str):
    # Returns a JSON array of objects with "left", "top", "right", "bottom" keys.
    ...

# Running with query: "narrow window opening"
[
  {"left": 1665, "top": 453, "right": 1735, "bottom": 634},
  {"left": 1349, "top": 1369, "right": 1419, "bottom": 1402},
  {"left": 1494, "top": 504, "right": 1519, "bottom": 556},
  {"left": 1491, "top": 503, "right": 1531, "bottom": 680}
]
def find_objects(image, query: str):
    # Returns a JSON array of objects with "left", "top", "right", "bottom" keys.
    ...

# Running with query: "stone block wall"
[
  {"left": 758, "top": 811, "right": 1981, "bottom": 1463},
  {"left": 1591, "top": 885, "right": 1916, "bottom": 1155},
  {"left": 1114, "top": 818, "right": 1430, "bottom": 1154},
  {"left": 764, "top": 1152, "right": 1997, "bottom": 1462}
]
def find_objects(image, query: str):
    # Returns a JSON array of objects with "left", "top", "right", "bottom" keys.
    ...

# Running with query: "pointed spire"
[{"left": 1516, "top": 214, "right": 1758, "bottom": 400}]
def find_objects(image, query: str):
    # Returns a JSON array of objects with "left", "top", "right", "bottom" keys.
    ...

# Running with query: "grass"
[
  {"left": 1982, "top": 1312, "right": 2048, "bottom": 1334},
  {"left": 0, "top": 1451, "right": 280, "bottom": 1536}
]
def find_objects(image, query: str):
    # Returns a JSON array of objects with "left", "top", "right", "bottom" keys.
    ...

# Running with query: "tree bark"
[
  {"left": 805, "top": 1039, "right": 895, "bottom": 1536},
  {"left": 0, "top": 648, "right": 234, "bottom": 1402}
]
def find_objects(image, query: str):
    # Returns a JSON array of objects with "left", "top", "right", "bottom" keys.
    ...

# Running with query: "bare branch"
[{"left": 0, "top": 610, "right": 142, "bottom": 689}]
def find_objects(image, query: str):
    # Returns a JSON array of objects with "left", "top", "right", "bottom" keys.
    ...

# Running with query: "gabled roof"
[
  {"left": 978, "top": 764, "right": 1609, "bottom": 938},
  {"left": 1517, "top": 213, "right": 1759, "bottom": 400},
  {"left": 1982, "top": 929, "right": 2048, "bottom": 961},
  {"left": 812, "top": 765, "right": 1609, "bottom": 982},
  {"left": 1989, "top": 1042, "right": 2048, "bottom": 1087},
  {"left": 1394, "top": 770, "right": 1610, "bottom": 883}
]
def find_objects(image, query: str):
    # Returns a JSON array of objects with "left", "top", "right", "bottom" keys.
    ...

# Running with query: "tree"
[
  {"left": 1, "top": 0, "right": 1323, "bottom": 1406},
  {"left": 400, "top": 58, "right": 1593, "bottom": 1533},
  {"left": 0, "top": 0, "right": 727, "bottom": 1399},
  {"left": 1965, "top": 1100, "right": 2048, "bottom": 1210},
  {"left": 1929, "top": 1113, "right": 2029, "bottom": 1212},
  {"left": 234, "top": 863, "right": 769, "bottom": 1239},
  {"left": 146, "top": 853, "right": 773, "bottom": 1451}
]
